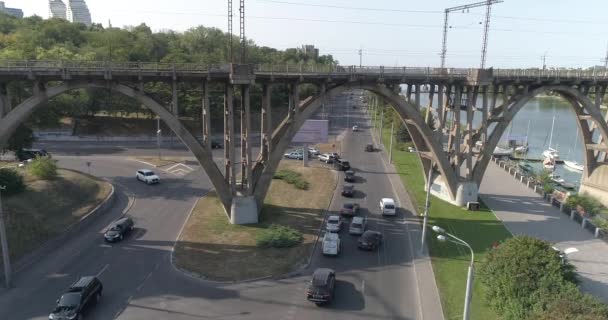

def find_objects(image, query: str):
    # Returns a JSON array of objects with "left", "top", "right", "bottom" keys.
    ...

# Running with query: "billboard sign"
[{"left": 293, "top": 120, "right": 329, "bottom": 143}]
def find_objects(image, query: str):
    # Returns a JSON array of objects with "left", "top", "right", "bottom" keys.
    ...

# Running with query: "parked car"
[
  {"left": 306, "top": 268, "right": 336, "bottom": 305},
  {"left": 342, "top": 184, "right": 354, "bottom": 197},
  {"left": 17, "top": 148, "right": 51, "bottom": 161},
  {"left": 325, "top": 215, "right": 343, "bottom": 233},
  {"left": 340, "top": 203, "right": 360, "bottom": 217},
  {"left": 379, "top": 198, "right": 397, "bottom": 216},
  {"left": 211, "top": 140, "right": 223, "bottom": 149},
  {"left": 136, "top": 169, "right": 160, "bottom": 184},
  {"left": 344, "top": 170, "right": 355, "bottom": 182},
  {"left": 334, "top": 159, "right": 351, "bottom": 171},
  {"left": 284, "top": 151, "right": 304, "bottom": 160},
  {"left": 104, "top": 217, "right": 134, "bottom": 242},
  {"left": 349, "top": 216, "right": 367, "bottom": 235},
  {"left": 365, "top": 144, "right": 374, "bottom": 152},
  {"left": 322, "top": 232, "right": 341, "bottom": 256},
  {"left": 329, "top": 153, "right": 340, "bottom": 160},
  {"left": 352, "top": 125, "right": 359, "bottom": 131},
  {"left": 358, "top": 230, "right": 383, "bottom": 251},
  {"left": 49, "top": 276, "right": 103, "bottom": 320},
  {"left": 318, "top": 153, "right": 333, "bottom": 163},
  {"left": 308, "top": 147, "right": 320, "bottom": 156}
]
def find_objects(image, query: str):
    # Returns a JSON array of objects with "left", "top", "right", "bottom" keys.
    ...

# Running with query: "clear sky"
[{"left": 9, "top": 0, "right": 608, "bottom": 68}]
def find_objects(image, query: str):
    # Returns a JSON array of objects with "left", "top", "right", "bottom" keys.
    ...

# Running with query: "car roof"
[
  {"left": 381, "top": 198, "right": 395, "bottom": 204},
  {"left": 324, "top": 233, "right": 339, "bottom": 240},
  {"left": 312, "top": 268, "right": 334, "bottom": 284},
  {"left": 115, "top": 217, "right": 132, "bottom": 225},
  {"left": 352, "top": 216, "right": 365, "bottom": 223},
  {"left": 139, "top": 169, "right": 154, "bottom": 173},
  {"left": 328, "top": 215, "right": 340, "bottom": 220},
  {"left": 345, "top": 170, "right": 354, "bottom": 174},
  {"left": 69, "top": 276, "right": 97, "bottom": 290}
]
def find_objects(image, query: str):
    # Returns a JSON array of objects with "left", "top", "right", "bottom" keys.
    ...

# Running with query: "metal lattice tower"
[
  {"left": 479, "top": 0, "right": 493, "bottom": 69},
  {"left": 228, "top": 0, "right": 233, "bottom": 63},
  {"left": 239, "top": 0, "right": 246, "bottom": 64}
]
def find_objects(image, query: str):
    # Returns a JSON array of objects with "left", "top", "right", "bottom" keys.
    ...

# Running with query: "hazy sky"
[{"left": 10, "top": 0, "right": 608, "bottom": 68}]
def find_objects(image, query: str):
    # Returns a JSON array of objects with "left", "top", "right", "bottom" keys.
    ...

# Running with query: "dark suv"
[
  {"left": 17, "top": 148, "right": 51, "bottom": 161},
  {"left": 104, "top": 217, "right": 134, "bottom": 242},
  {"left": 49, "top": 276, "right": 103, "bottom": 320},
  {"left": 334, "top": 159, "right": 351, "bottom": 171},
  {"left": 306, "top": 268, "right": 336, "bottom": 305}
]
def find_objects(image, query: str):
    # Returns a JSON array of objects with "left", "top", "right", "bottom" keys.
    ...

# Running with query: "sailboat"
[
  {"left": 543, "top": 157, "right": 555, "bottom": 170},
  {"left": 543, "top": 116, "right": 560, "bottom": 160},
  {"left": 563, "top": 129, "right": 584, "bottom": 172},
  {"left": 515, "top": 120, "right": 531, "bottom": 153},
  {"left": 494, "top": 122, "right": 514, "bottom": 156}
]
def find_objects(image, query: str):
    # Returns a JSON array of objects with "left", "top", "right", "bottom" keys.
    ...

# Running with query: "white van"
[{"left": 379, "top": 198, "right": 396, "bottom": 216}]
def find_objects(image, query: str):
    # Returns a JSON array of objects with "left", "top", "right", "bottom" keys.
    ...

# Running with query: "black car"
[
  {"left": 17, "top": 148, "right": 51, "bottom": 161},
  {"left": 211, "top": 140, "right": 223, "bottom": 149},
  {"left": 49, "top": 276, "right": 103, "bottom": 320},
  {"left": 340, "top": 203, "right": 360, "bottom": 217},
  {"left": 334, "top": 159, "right": 351, "bottom": 171},
  {"left": 365, "top": 144, "right": 374, "bottom": 152},
  {"left": 344, "top": 170, "right": 355, "bottom": 182},
  {"left": 341, "top": 184, "right": 354, "bottom": 197},
  {"left": 103, "top": 217, "right": 134, "bottom": 242},
  {"left": 306, "top": 268, "right": 336, "bottom": 305},
  {"left": 358, "top": 230, "right": 383, "bottom": 251}
]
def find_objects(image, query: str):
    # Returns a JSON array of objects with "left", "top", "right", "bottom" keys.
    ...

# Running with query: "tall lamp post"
[
  {"left": 432, "top": 225, "right": 475, "bottom": 320},
  {"left": 156, "top": 117, "right": 162, "bottom": 160}
]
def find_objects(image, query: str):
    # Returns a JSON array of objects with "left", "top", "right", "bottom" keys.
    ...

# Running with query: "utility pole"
[
  {"left": 156, "top": 117, "right": 161, "bottom": 160},
  {"left": 239, "top": 0, "right": 246, "bottom": 63},
  {"left": 440, "top": 0, "right": 502, "bottom": 69},
  {"left": 0, "top": 185, "right": 11, "bottom": 289},
  {"left": 541, "top": 52, "right": 548, "bottom": 71},
  {"left": 389, "top": 122, "right": 394, "bottom": 164},
  {"left": 227, "top": 0, "right": 233, "bottom": 63},
  {"left": 358, "top": 48, "right": 362, "bottom": 68}
]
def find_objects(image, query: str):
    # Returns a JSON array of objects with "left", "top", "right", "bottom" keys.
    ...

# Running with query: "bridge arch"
[
  {"left": 473, "top": 85, "right": 608, "bottom": 186},
  {"left": 253, "top": 81, "right": 459, "bottom": 205},
  {"left": 0, "top": 81, "right": 233, "bottom": 210}
]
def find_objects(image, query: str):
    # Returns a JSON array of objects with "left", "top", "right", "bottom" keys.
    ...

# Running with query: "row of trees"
[{"left": 0, "top": 14, "right": 336, "bottom": 130}]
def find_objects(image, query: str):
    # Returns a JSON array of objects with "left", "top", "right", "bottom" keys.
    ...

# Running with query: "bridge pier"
[
  {"left": 0, "top": 83, "right": 8, "bottom": 118},
  {"left": 201, "top": 80, "right": 211, "bottom": 150},
  {"left": 429, "top": 177, "right": 479, "bottom": 207},
  {"left": 260, "top": 83, "right": 272, "bottom": 161}
]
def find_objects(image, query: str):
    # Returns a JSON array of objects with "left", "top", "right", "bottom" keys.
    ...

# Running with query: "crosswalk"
[{"left": 165, "top": 163, "right": 195, "bottom": 177}]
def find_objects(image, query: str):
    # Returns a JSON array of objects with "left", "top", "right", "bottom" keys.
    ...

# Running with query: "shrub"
[
  {"left": 543, "top": 183, "right": 554, "bottom": 194},
  {"left": 0, "top": 168, "right": 26, "bottom": 195},
  {"left": 478, "top": 236, "right": 579, "bottom": 320},
  {"left": 256, "top": 224, "right": 303, "bottom": 248},
  {"left": 28, "top": 156, "right": 58, "bottom": 180},
  {"left": 274, "top": 169, "right": 309, "bottom": 190},
  {"left": 565, "top": 194, "right": 604, "bottom": 216},
  {"left": 528, "top": 292, "right": 608, "bottom": 320}
]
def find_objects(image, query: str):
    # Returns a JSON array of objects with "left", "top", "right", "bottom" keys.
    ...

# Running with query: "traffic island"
[
  {"left": 173, "top": 161, "right": 336, "bottom": 282},
  {"left": 1, "top": 168, "right": 112, "bottom": 262}
]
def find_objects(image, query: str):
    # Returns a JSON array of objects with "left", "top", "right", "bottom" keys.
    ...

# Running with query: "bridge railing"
[
  {"left": 495, "top": 67, "right": 608, "bottom": 80},
  {"left": 0, "top": 60, "right": 226, "bottom": 73},
  {"left": 255, "top": 63, "right": 474, "bottom": 78}
]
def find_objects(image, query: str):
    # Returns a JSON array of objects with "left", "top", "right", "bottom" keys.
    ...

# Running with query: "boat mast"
[{"left": 548, "top": 115, "right": 555, "bottom": 149}]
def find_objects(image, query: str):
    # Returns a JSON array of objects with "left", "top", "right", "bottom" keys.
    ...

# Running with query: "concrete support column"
[
  {"left": 406, "top": 84, "right": 412, "bottom": 103},
  {"left": 201, "top": 80, "right": 211, "bottom": 150},
  {"left": 293, "top": 83, "right": 300, "bottom": 118},
  {"left": 224, "top": 84, "right": 236, "bottom": 194},
  {"left": 261, "top": 83, "right": 272, "bottom": 161},
  {"left": 240, "top": 85, "right": 253, "bottom": 194},
  {"left": 437, "top": 84, "right": 444, "bottom": 129},
  {"left": 490, "top": 85, "right": 499, "bottom": 112},
  {"left": 442, "top": 85, "right": 452, "bottom": 133},
  {"left": 414, "top": 84, "right": 421, "bottom": 109},
  {"left": 481, "top": 86, "right": 489, "bottom": 144},
  {"left": 453, "top": 86, "right": 462, "bottom": 177},
  {"left": 425, "top": 84, "right": 435, "bottom": 126},
  {"left": 172, "top": 80, "right": 178, "bottom": 115},
  {"left": 466, "top": 86, "right": 476, "bottom": 179},
  {"left": 0, "top": 83, "right": 9, "bottom": 118}
]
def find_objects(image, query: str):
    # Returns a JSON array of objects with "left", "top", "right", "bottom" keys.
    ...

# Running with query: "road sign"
[{"left": 293, "top": 120, "right": 329, "bottom": 143}]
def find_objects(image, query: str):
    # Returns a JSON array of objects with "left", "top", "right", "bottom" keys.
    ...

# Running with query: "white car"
[
  {"left": 318, "top": 153, "right": 332, "bottom": 163},
  {"left": 284, "top": 151, "right": 303, "bottom": 160},
  {"left": 322, "top": 232, "right": 341, "bottom": 256},
  {"left": 308, "top": 147, "right": 320, "bottom": 156},
  {"left": 352, "top": 125, "right": 359, "bottom": 132},
  {"left": 325, "top": 215, "right": 343, "bottom": 233},
  {"left": 379, "top": 198, "right": 397, "bottom": 216},
  {"left": 136, "top": 169, "right": 160, "bottom": 184}
]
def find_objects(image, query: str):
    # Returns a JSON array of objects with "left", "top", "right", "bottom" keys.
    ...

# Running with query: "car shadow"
[{"left": 330, "top": 280, "right": 365, "bottom": 311}]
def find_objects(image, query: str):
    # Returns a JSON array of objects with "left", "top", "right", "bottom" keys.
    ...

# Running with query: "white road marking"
[
  {"left": 165, "top": 163, "right": 195, "bottom": 176},
  {"left": 97, "top": 264, "right": 110, "bottom": 277},
  {"left": 166, "top": 163, "right": 193, "bottom": 171}
]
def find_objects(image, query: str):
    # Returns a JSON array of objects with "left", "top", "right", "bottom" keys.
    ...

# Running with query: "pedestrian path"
[{"left": 479, "top": 162, "right": 608, "bottom": 303}]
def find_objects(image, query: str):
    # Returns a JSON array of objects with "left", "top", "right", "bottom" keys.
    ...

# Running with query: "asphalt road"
[{"left": 0, "top": 90, "right": 429, "bottom": 320}]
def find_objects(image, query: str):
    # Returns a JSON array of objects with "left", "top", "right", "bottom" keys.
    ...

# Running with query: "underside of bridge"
[{"left": 3, "top": 63, "right": 608, "bottom": 222}]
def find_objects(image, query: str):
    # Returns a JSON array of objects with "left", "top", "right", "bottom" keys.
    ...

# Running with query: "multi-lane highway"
[{"left": 0, "top": 90, "right": 441, "bottom": 320}]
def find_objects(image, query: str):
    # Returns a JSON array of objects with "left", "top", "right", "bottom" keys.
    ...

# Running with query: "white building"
[
  {"left": 48, "top": 0, "right": 67, "bottom": 20},
  {"left": 66, "top": 0, "right": 91, "bottom": 26}
]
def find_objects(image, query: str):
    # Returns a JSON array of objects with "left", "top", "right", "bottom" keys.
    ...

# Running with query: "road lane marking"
[{"left": 97, "top": 264, "right": 110, "bottom": 277}]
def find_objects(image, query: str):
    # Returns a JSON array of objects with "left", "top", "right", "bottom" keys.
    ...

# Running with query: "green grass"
[{"left": 372, "top": 112, "right": 512, "bottom": 320}]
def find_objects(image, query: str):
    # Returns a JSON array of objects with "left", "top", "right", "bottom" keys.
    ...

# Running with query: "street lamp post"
[
  {"left": 432, "top": 225, "right": 474, "bottom": 320},
  {"left": 156, "top": 117, "right": 162, "bottom": 160},
  {"left": 0, "top": 185, "right": 11, "bottom": 288},
  {"left": 389, "top": 122, "right": 394, "bottom": 164}
]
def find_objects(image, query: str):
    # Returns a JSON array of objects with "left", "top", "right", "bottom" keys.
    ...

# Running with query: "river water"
[{"left": 416, "top": 94, "right": 608, "bottom": 188}]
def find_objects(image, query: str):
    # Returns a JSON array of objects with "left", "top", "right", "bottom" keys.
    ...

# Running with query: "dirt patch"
[
  {"left": 173, "top": 161, "right": 336, "bottom": 281},
  {"left": 1, "top": 168, "right": 112, "bottom": 261}
]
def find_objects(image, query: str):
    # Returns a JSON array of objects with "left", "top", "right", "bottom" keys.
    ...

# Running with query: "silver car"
[
  {"left": 349, "top": 216, "right": 367, "bottom": 235},
  {"left": 326, "top": 215, "right": 343, "bottom": 233}
]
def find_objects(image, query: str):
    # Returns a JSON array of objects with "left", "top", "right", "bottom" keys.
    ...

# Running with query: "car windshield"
[
  {"left": 144, "top": 172, "right": 155, "bottom": 176},
  {"left": 58, "top": 293, "right": 80, "bottom": 307},
  {"left": 385, "top": 204, "right": 395, "bottom": 209},
  {"left": 343, "top": 204, "right": 353, "bottom": 209},
  {"left": 324, "top": 241, "right": 337, "bottom": 248},
  {"left": 341, "top": 161, "right": 350, "bottom": 166},
  {"left": 362, "top": 232, "right": 377, "bottom": 241},
  {"left": 351, "top": 223, "right": 362, "bottom": 229},
  {"left": 109, "top": 225, "right": 121, "bottom": 231},
  {"left": 328, "top": 217, "right": 340, "bottom": 223}
]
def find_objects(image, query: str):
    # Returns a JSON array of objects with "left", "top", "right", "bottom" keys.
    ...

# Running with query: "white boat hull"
[{"left": 564, "top": 160, "right": 584, "bottom": 172}]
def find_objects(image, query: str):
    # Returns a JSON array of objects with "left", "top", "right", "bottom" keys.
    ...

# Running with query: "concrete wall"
[{"left": 580, "top": 164, "right": 608, "bottom": 207}]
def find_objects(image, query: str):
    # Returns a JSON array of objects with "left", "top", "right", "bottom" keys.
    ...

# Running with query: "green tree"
[
  {"left": 0, "top": 168, "right": 25, "bottom": 195},
  {"left": 4, "top": 124, "right": 35, "bottom": 155},
  {"left": 28, "top": 156, "right": 58, "bottom": 180}
]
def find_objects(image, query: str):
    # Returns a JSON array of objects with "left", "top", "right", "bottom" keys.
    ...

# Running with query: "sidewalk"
[
  {"left": 371, "top": 126, "right": 445, "bottom": 320},
  {"left": 480, "top": 162, "right": 608, "bottom": 303}
]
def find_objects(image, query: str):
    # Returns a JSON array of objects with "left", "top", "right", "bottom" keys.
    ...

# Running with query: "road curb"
[
  {"left": 170, "top": 165, "right": 340, "bottom": 285},
  {"left": 2, "top": 178, "right": 116, "bottom": 280}
]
